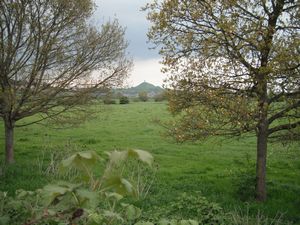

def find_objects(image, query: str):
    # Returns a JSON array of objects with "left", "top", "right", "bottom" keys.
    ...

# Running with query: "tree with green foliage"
[
  {"left": 145, "top": 0, "right": 300, "bottom": 201},
  {"left": 103, "top": 90, "right": 117, "bottom": 104},
  {"left": 138, "top": 91, "right": 149, "bottom": 102},
  {"left": 119, "top": 95, "right": 130, "bottom": 104},
  {"left": 0, "top": 0, "right": 131, "bottom": 164},
  {"left": 154, "top": 91, "right": 167, "bottom": 102}
]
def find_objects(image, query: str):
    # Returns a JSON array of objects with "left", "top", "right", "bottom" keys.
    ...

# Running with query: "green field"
[{"left": 0, "top": 102, "right": 299, "bottom": 223}]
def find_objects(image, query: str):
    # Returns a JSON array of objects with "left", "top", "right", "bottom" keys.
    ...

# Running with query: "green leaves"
[
  {"left": 103, "top": 149, "right": 154, "bottom": 196},
  {"left": 76, "top": 188, "right": 99, "bottom": 209},
  {"left": 108, "top": 149, "right": 154, "bottom": 167},
  {"left": 0, "top": 216, "right": 10, "bottom": 225},
  {"left": 0, "top": 149, "right": 156, "bottom": 224},
  {"left": 177, "top": 220, "right": 198, "bottom": 225},
  {"left": 41, "top": 181, "right": 100, "bottom": 209},
  {"left": 42, "top": 183, "right": 74, "bottom": 206},
  {"left": 128, "top": 149, "right": 154, "bottom": 166},
  {"left": 57, "top": 149, "right": 154, "bottom": 198},
  {"left": 60, "top": 149, "right": 153, "bottom": 174},
  {"left": 103, "top": 176, "right": 135, "bottom": 196},
  {"left": 107, "top": 150, "right": 128, "bottom": 165},
  {"left": 60, "top": 151, "right": 102, "bottom": 172},
  {"left": 135, "top": 220, "right": 199, "bottom": 225},
  {"left": 122, "top": 203, "right": 142, "bottom": 221},
  {"left": 135, "top": 222, "right": 155, "bottom": 225}
]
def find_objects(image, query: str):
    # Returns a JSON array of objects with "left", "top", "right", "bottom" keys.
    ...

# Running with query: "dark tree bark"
[
  {"left": 256, "top": 119, "right": 268, "bottom": 201},
  {"left": 255, "top": 74, "right": 269, "bottom": 201},
  {"left": 4, "top": 118, "right": 15, "bottom": 164}
]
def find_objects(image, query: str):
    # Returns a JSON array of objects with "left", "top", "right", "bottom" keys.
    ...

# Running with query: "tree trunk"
[
  {"left": 255, "top": 74, "right": 268, "bottom": 201},
  {"left": 4, "top": 119, "right": 15, "bottom": 164},
  {"left": 255, "top": 119, "right": 268, "bottom": 201},
  {"left": 255, "top": 70, "right": 269, "bottom": 202}
]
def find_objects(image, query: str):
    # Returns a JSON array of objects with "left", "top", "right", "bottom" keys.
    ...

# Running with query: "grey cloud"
[{"left": 93, "top": 0, "right": 159, "bottom": 59}]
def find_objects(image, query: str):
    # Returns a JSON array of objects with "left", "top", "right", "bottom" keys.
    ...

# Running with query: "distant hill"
[
  {"left": 119, "top": 82, "right": 163, "bottom": 97},
  {"left": 128, "top": 82, "right": 163, "bottom": 93}
]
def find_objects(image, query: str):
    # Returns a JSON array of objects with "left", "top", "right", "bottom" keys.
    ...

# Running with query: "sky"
[{"left": 93, "top": 0, "right": 165, "bottom": 87}]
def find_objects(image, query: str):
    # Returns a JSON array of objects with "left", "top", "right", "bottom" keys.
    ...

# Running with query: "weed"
[
  {"left": 232, "top": 153, "right": 256, "bottom": 202},
  {"left": 36, "top": 142, "right": 83, "bottom": 180},
  {"left": 227, "top": 206, "right": 292, "bottom": 225}
]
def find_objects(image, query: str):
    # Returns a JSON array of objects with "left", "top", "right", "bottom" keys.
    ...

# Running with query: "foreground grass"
[{"left": 0, "top": 101, "right": 299, "bottom": 223}]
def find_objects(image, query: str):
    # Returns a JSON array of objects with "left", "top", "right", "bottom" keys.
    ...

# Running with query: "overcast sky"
[{"left": 93, "top": 0, "right": 164, "bottom": 87}]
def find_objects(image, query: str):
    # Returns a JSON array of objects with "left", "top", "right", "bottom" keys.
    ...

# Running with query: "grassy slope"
[{"left": 0, "top": 102, "right": 299, "bottom": 222}]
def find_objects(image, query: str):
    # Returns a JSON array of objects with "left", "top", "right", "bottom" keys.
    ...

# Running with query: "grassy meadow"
[{"left": 0, "top": 101, "right": 299, "bottom": 223}]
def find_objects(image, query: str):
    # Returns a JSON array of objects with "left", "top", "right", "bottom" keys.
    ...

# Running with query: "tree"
[
  {"left": 0, "top": 0, "right": 132, "bottom": 164},
  {"left": 138, "top": 91, "right": 149, "bottom": 102},
  {"left": 119, "top": 95, "right": 129, "bottom": 104},
  {"left": 145, "top": 0, "right": 300, "bottom": 201},
  {"left": 154, "top": 91, "right": 167, "bottom": 102},
  {"left": 102, "top": 88, "right": 117, "bottom": 104}
]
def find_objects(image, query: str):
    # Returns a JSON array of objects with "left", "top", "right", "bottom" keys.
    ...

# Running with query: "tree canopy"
[
  {"left": 145, "top": 0, "right": 299, "bottom": 201},
  {"left": 0, "top": 0, "right": 132, "bottom": 163}
]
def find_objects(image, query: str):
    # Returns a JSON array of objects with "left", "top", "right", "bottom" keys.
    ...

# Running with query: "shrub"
[
  {"left": 102, "top": 91, "right": 117, "bottom": 104},
  {"left": 142, "top": 193, "right": 224, "bottom": 224},
  {"left": 103, "top": 98, "right": 116, "bottom": 104},
  {"left": 167, "top": 193, "right": 224, "bottom": 224},
  {"left": 133, "top": 97, "right": 140, "bottom": 102},
  {"left": 154, "top": 92, "right": 167, "bottom": 102},
  {"left": 0, "top": 149, "right": 154, "bottom": 225},
  {"left": 232, "top": 162, "right": 256, "bottom": 202},
  {"left": 235, "top": 171, "right": 256, "bottom": 202},
  {"left": 120, "top": 96, "right": 129, "bottom": 104},
  {"left": 113, "top": 159, "right": 158, "bottom": 200},
  {"left": 138, "top": 92, "right": 148, "bottom": 102}
]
